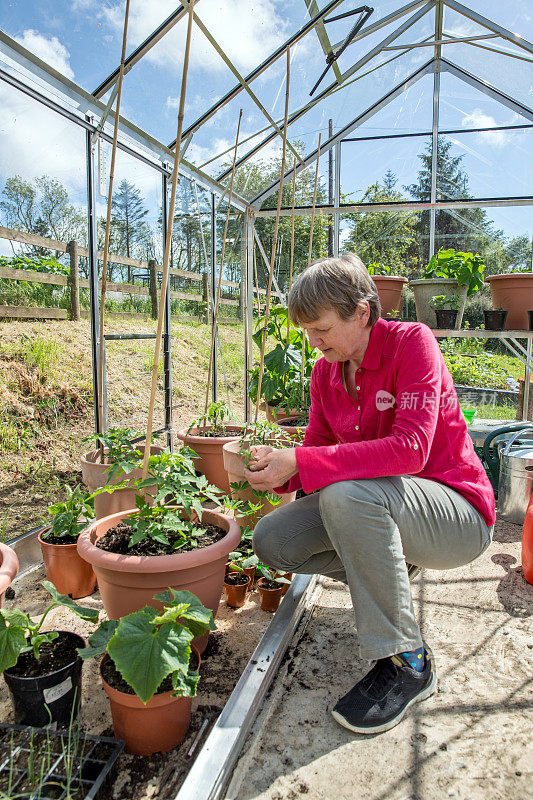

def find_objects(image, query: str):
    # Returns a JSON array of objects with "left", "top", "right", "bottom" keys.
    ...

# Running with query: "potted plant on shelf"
[
  {"left": 0, "top": 581, "right": 99, "bottom": 726},
  {"left": 256, "top": 565, "right": 291, "bottom": 612},
  {"left": 367, "top": 263, "right": 407, "bottom": 315},
  {"left": 248, "top": 307, "right": 316, "bottom": 421},
  {"left": 81, "top": 427, "right": 163, "bottom": 520},
  {"left": 80, "top": 589, "right": 213, "bottom": 756},
  {"left": 486, "top": 266, "right": 533, "bottom": 330},
  {"left": 176, "top": 401, "right": 242, "bottom": 493},
  {"left": 0, "top": 541, "right": 19, "bottom": 608},
  {"left": 38, "top": 485, "right": 97, "bottom": 599},
  {"left": 222, "top": 421, "right": 297, "bottom": 529},
  {"left": 483, "top": 306, "right": 508, "bottom": 331},
  {"left": 410, "top": 249, "right": 485, "bottom": 329},
  {"left": 430, "top": 294, "right": 461, "bottom": 329},
  {"left": 381, "top": 308, "right": 401, "bottom": 322},
  {"left": 227, "top": 549, "right": 258, "bottom": 594},
  {"left": 77, "top": 449, "right": 240, "bottom": 651}
]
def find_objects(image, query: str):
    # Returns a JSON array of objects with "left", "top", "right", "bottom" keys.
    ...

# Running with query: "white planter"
[{"left": 409, "top": 278, "right": 468, "bottom": 329}]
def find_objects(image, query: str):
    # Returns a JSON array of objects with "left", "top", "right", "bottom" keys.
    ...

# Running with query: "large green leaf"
[
  {"left": 172, "top": 667, "right": 200, "bottom": 698},
  {"left": 107, "top": 607, "right": 194, "bottom": 704},
  {"left": 154, "top": 589, "right": 216, "bottom": 635},
  {"left": 42, "top": 581, "right": 100, "bottom": 623},
  {"left": 0, "top": 616, "right": 27, "bottom": 673},
  {"left": 79, "top": 620, "right": 118, "bottom": 660}
]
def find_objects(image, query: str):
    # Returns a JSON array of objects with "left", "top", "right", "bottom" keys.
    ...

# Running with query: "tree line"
[{"left": 1, "top": 138, "right": 530, "bottom": 289}]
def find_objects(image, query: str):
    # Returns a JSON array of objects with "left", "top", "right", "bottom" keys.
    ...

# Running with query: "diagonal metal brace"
[{"left": 310, "top": 5, "right": 373, "bottom": 96}]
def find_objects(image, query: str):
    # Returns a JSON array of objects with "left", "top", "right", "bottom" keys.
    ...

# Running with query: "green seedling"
[
  {"left": 0, "top": 582, "right": 99, "bottom": 672},
  {"left": 41, "top": 485, "right": 95, "bottom": 544},
  {"left": 431, "top": 294, "right": 460, "bottom": 311},
  {"left": 82, "top": 426, "right": 160, "bottom": 482},
  {"left": 187, "top": 400, "right": 236, "bottom": 436},
  {"left": 80, "top": 589, "right": 215, "bottom": 704},
  {"left": 257, "top": 564, "right": 291, "bottom": 589}
]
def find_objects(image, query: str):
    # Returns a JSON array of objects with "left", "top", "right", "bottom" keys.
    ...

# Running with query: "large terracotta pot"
[
  {"left": 260, "top": 403, "right": 300, "bottom": 422},
  {"left": 176, "top": 425, "right": 242, "bottom": 494},
  {"left": 409, "top": 278, "right": 468, "bottom": 329},
  {"left": 485, "top": 273, "right": 533, "bottom": 330},
  {"left": 81, "top": 445, "right": 163, "bottom": 520},
  {"left": 77, "top": 507, "right": 240, "bottom": 652},
  {"left": 0, "top": 543, "right": 18, "bottom": 607},
  {"left": 38, "top": 529, "right": 97, "bottom": 599},
  {"left": 222, "top": 441, "right": 296, "bottom": 529},
  {"left": 100, "top": 651, "right": 199, "bottom": 755},
  {"left": 276, "top": 416, "right": 308, "bottom": 441},
  {"left": 371, "top": 275, "right": 408, "bottom": 315}
]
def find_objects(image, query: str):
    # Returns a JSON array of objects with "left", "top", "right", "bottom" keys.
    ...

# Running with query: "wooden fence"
[{"left": 0, "top": 226, "right": 267, "bottom": 322}]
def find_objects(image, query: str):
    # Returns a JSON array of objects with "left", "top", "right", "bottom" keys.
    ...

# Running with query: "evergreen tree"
[
  {"left": 111, "top": 180, "right": 149, "bottom": 279},
  {"left": 405, "top": 138, "right": 501, "bottom": 269}
]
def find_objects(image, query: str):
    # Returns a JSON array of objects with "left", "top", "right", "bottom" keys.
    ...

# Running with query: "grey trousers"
[{"left": 253, "top": 476, "right": 493, "bottom": 661}]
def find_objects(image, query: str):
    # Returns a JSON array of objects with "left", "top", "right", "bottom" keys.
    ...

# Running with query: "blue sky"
[{"left": 0, "top": 0, "right": 531, "bottom": 250}]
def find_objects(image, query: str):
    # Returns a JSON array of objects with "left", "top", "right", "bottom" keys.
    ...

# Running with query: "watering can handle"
[
  {"left": 482, "top": 422, "right": 533, "bottom": 486},
  {"left": 502, "top": 427, "right": 533, "bottom": 455}
]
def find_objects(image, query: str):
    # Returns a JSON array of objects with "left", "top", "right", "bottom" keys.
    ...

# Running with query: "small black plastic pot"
[
  {"left": 3, "top": 632, "right": 85, "bottom": 726},
  {"left": 484, "top": 309, "right": 508, "bottom": 331},
  {"left": 435, "top": 309, "right": 458, "bottom": 329}
]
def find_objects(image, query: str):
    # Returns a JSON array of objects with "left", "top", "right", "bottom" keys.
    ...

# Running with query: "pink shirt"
[{"left": 280, "top": 318, "right": 496, "bottom": 526}]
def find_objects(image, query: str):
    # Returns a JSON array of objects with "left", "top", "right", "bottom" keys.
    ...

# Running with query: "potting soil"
[
  {"left": 6, "top": 632, "right": 81, "bottom": 678},
  {"left": 225, "top": 573, "right": 250, "bottom": 586},
  {"left": 96, "top": 521, "right": 227, "bottom": 556}
]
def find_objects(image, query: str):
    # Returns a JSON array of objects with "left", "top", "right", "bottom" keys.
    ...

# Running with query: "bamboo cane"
[
  {"left": 253, "top": 242, "right": 261, "bottom": 318},
  {"left": 255, "top": 47, "right": 291, "bottom": 422},
  {"left": 97, "top": 0, "right": 131, "bottom": 457},
  {"left": 203, "top": 109, "right": 243, "bottom": 418},
  {"left": 142, "top": 0, "right": 195, "bottom": 481},
  {"left": 301, "top": 133, "right": 321, "bottom": 407},
  {"left": 286, "top": 155, "right": 297, "bottom": 345}
]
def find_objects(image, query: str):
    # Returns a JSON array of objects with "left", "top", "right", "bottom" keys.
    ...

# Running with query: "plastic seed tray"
[{"left": 0, "top": 723, "right": 124, "bottom": 800}]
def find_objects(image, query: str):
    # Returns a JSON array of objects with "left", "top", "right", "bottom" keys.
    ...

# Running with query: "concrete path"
[{"left": 227, "top": 517, "right": 533, "bottom": 800}]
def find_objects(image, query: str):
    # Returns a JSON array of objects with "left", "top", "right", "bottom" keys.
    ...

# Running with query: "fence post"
[
  {"left": 202, "top": 272, "right": 209, "bottom": 324},
  {"left": 149, "top": 259, "right": 158, "bottom": 320},
  {"left": 67, "top": 240, "right": 80, "bottom": 321},
  {"left": 238, "top": 279, "right": 245, "bottom": 322}
]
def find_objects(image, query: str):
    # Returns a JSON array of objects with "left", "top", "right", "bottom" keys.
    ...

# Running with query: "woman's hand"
[{"left": 244, "top": 447, "right": 298, "bottom": 492}]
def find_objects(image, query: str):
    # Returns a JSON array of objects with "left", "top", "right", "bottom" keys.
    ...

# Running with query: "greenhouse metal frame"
[{"left": 1, "top": 0, "right": 532, "bottom": 432}]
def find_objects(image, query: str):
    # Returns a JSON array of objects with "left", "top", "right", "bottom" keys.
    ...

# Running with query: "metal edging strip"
[
  {"left": 175, "top": 573, "right": 321, "bottom": 800},
  {"left": 9, "top": 527, "right": 46, "bottom": 580}
]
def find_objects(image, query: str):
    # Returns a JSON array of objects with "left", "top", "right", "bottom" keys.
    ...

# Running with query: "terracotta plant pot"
[
  {"left": 483, "top": 309, "right": 508, "bottom": 331},
  {"left": 257, "top": 578, "right": 283, "bottom": 612},
  {"left": 100, "top": 651, "right": 199, "bottom": 756},
  {"left": 277, "top": 416, "right": 308, "bottom": 441},
  {"left": 176, "top": 426, "right": 242, "bottom": 494},
  {"left": 243, "top": 565, "right": 256, "bottom": 592},
  {"left": 276, "top": 571, "right": 293, "bottom": 596},
  {"left": 260, "top": 403, "right": 300, "bottom": 422},
  {"left": 81, "top": 445, "right": 163, "bottom": 520},
  {"left": 77, "top": 507, "right": 241, "bottom": 653},
  {"left": 222, "top": 441, "right": 296, "bottom": 529},
  {"left": 409, "top": 278, "right": 468, "bottom": 329},
  {"left": 38, "top": 529, "right": 97, "bottom": 599},
  {"left": 223, "top": 573, "right": 250, "bottom": 608},
  {"left": 486, "top": 274, "right": 533, "bottom": 330},
  {"left": 370, "top": 275, "right": 408, "bottom": 316},
  {"left": 0, "top": 543, "right": 19, "bottom": 607}
]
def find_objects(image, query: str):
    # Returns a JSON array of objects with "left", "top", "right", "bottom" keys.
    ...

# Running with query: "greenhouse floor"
[
  {"left": 2, "top": 515, "right": 531, "bottom": 800},
  {"left": 226, "top": 516, "right": 532, "bottom": 800}
]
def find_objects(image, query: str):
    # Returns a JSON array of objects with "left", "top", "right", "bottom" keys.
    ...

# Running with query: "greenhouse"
[{"left": 0, "top": 0, "right": 531, "bottom": 798}]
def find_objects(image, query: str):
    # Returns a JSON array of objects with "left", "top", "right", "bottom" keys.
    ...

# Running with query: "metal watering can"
[{"left": 484, "top": 423, "right": 533, "bottom": 525}]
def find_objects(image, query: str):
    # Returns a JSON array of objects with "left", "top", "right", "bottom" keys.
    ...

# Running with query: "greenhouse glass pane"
[
  {"left": 0, "top": 81, "right": 87, "bottom": 260},
  {"left": 444, "top": 0, "right": 533, "bottom": 46},
  {"left": 437, "top": 129, "right": 532, "bottom": 200},
  {"left": 339, "top": 210, "right": 425, "bottom": 275},
  {"left": 438, "top": 72, "right": 532, "bottom": 131},
  {"left": 341, "top": 135, "right": 432, "bottom": 204}
]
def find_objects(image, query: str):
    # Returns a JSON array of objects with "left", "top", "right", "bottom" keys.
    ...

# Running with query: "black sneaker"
[{"left": 331, "top": 650, "right": 437, "bottom": 734}]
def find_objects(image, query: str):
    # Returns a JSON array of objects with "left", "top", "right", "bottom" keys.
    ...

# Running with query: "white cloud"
[
  {"left": 461, "top": 108, "right": 510, "bottom": 147},
  {"left": 14, "top": 30, "right": 74, "bottom": 80},
  {"left": 102, "top": 0, "right": 288, "bottom": 75}
]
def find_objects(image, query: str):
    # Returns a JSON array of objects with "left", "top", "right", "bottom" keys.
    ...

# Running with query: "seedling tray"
[{"left": 0, "top": 723, "right": 123, "bottom": 800}]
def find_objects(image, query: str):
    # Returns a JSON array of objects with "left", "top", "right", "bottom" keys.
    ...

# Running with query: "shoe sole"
[{"left": 331, "top": 671, "right": 438, "bottom": 735}]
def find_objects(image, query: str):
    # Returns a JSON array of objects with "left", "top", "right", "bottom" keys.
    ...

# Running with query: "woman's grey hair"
[{"left": 288, "top": 253, "right": 381, "bottom": 326}]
